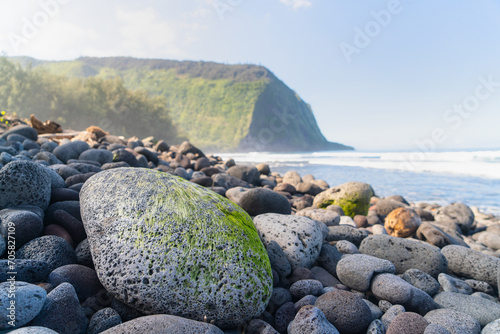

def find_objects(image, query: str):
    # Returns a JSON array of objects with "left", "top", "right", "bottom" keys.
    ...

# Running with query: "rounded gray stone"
[
  {"left": 360, "top": 234, "right": 448, "bottom": 277},
  {"left": 52, "top": 140, "right": 90, "bottom": 163},
  {"left": 424, "top": 309, "right": 480, "bottom": 334},
  {"left": 386, "top": 312, "right": 429, "bottom": 334},
  {"left": 0, "top": 282, "right": 46, "bottom": 329},
  {"left": 289, "top": 279, "right": 323, "bottom": 299},
  {"left": 0, "top": 210, "right": 43, "bottom": 248},
  {"left": 335, "top": 240, "right": 359, "bottom": 254},
  {"left": 0, "top": 260, "right": 51, "bottom": 283},
  {"left": 288, "top": 305, "right": 340, "bottom": 334},
  {"left": 433, "top": 291, "right": 500, "bottom": 327},
  {"left": 435, "top": 203, "right": 475, "bottom": 234},
  {"left": 442, "top": 245, "right": 500, "bottom": 289},
  {"left": 226, "top": 187, "right": 291, "bottom": 216},
  {"left": 336, "top": 254, "right": 396, "bottom": 291},
  {"left": 101, "top": 314, "right": 223, "bottom": 333},
  {"left": 294, "top": 295, "right": 317, "bottom": 312},
  {"left": 402, "top": 269, "right": 441, "bottom": 296},
  {"left": 326, "top": 225, "right": 368, "bottom": 246},
  {"left": 315, "top": 290, "right": 372, "bottom": 334},
  {"left": 424, "top": 324, "right": 452, "bottom": 334},
  {"left": 245, "top": 319, "right": 278, "bottom": 334},
  {"left": 31, "top": 282, "right": 88, "bottom": 334},
  {"left": 296, "top": 208, "right": 340, "bottom": 226},
  {"left": 0, "top": 160, "right": 51, "bottom": 211},
  {"left": 363, "top": 299, "right": 383, "bottom": 321},
  {"left": 254, "top": 213, "right": 324, "bottom": 270},
  {"left": 80, "top": 168, "right": 272, "bottom": 328},
  {"left": 79, "top": 149, "right": 114, "bottom": 165},
  {"left": 17, "top": 235, "right": 77, "bottom": 272},
  {"left": 481, "top": 319, "right": 500, "bottom": 334},
  {"left": 87, "top": 307, "right": 122, "bottom": 334},
  {"left": 371, "top": 273, "right": 436, "bottom": 315}
]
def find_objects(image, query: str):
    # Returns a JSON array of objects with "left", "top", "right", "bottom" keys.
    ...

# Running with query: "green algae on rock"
[
  {"left": 79, "top": 168, "right": 272, "bottom": 328},
  {"left": 313, "top": 182, "right": 374, "bottom": 218}
]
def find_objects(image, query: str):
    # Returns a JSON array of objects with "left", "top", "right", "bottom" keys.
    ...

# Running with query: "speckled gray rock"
[
  {"left": 386, "top": 312, "right": 429, "bottom": 334},
  {"left": 0, "top": 282, "right": 46, "bottom": 329},
  {"left": 17, "top": 236, "right": 77, "bottom": 272},
  {"left": 381, "top": 305, "right": 405, "bottom": 331},
  {"left": 87, "top": 307, "right": 122, "bottom": 334},
  {"left": 360, "top": 234, "right": 447, "bottom": 277},
  {"left": 289, "top": 279, "right": 323, "bottom": 298},
  {"left": 254, "top": 213, "right": 324, "bottom": 270},
  {"left": 311, "top": 266, "right": 340, "bottom": 287},
  {"left": 80, "top": 168, "right": 272, "bottom": 328},
  {"left": 52, "top": 140, "right": 90, "bottom": 163},
  {"left": 435, "top": 203, "right": 475, "bottom": 234},
  {"left": 315, "top": 290, "right": 372, "bottom": 334},
  {"left": 288, "top": 305, "right": 340, "bottom": 334},
  {"left": 296, "top": 208, "right": 340, "bottom": 226},
  {"left": 367, "top": 319, "right": 385, "bottom": 334},
  {"left": 402, "top": 269, "right": 441, "bottom": 296},
  {"left": 266, "top": 240, "right": 292, "bottom": 279},
  {"left": 313, "top": 182, "right": 374, "bottom": 217},
  {"left": 226, "top": 187, "right": 291, "bottom": 216},
  {"left": 32, "top": 283, "right": 88, "bottom": 334},
  {"left": 0, "top": 160, "right": 51, "bottom": 210},
  {"left": 442, "top": 245, "right": 500, "bottom": 288},
  {"left": 325, "top": 225, "right": 368, "bottom": 246},
  {"left": 9, "top": 327, "right": 59, "bottom": 333},
  {"left": 433, "top": 291, "right": 500, "bottom": 327},
  {"left": 371, "top": 273, "right": 437, "bottom": 315},
  {"left": 0, "top": 260, "right": 51, "bottom": 283},
  {"left": 438, "top": 273, "right": 473, "bottom": 294},
  {"left": 101, "top": 314, "right": 223, "bottom": 333},
  {"left": 481, "top": 319, "right": 500, "bottom": 334},
  {"left": 424, "top": 309, "right": 480, "bottom": 334},
  {"left": 336, "top": 254, "right": 396, "bottom": 291},
  {"left": 335, "top": 240, "right": 359, "bottom": 254},
  {"left": 465, "top": 279, "right": 494, "bottom": 294},
  {"left": 424, "top": 324, "right": 452, "bottom": 334}
]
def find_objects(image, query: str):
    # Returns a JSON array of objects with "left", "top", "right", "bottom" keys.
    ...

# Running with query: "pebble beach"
[{"left": 0, "top": 123, "right": 500, "bottom": 334}]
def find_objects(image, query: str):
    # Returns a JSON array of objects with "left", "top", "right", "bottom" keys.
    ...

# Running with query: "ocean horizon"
[{"left": 214, "top": 149, "right": 500, "bottom": 216}]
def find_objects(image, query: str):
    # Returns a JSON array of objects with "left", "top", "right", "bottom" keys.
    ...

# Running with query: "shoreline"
[{"left": 0, "top": 124, "right": 499, "bottom": 333}]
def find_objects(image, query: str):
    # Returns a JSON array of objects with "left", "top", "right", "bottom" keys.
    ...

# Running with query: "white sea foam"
[{"left": 216, "top": 150, "right": 500, "bottom": 179}]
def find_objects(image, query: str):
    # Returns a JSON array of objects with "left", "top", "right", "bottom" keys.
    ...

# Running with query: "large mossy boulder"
[
  {"left": 80, "top": 168, "right": 272, "bottom": 328},
  {"left": 313, "top": 182, "right": 374, "bottom": 217}
]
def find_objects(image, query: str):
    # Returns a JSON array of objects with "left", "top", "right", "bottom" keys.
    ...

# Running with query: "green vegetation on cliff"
[{"left": 9, "top": 56, "right": 353, "bottom": 152}]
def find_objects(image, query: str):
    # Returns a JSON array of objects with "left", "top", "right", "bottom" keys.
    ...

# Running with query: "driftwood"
[{"left": 28, "top": 114, "right": 62, "bottom": 134}]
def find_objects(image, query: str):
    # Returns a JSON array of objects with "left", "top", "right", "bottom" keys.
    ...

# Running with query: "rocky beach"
[{"left": 0, "top": 123, "right": 500, "bottom": 334}]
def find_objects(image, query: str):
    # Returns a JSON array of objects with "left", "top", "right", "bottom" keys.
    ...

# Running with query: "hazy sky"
[{"left": 1, "top": 0, "right": 500, "bottom": 151}]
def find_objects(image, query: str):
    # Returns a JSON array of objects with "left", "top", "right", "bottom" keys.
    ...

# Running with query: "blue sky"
[{"left": 1, "top": 0, "right": 500, "bottom": 150}]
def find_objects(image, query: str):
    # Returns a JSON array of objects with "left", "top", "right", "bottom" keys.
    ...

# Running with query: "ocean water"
[{"left": 215, "top": 150, "right": 500, "bottom": 216}]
